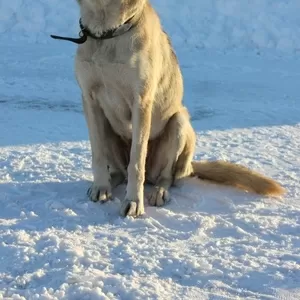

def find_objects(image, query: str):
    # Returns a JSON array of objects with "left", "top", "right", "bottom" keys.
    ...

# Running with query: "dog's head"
[{"left": 76, "top": 0, "right": 146, "bottom": 34}]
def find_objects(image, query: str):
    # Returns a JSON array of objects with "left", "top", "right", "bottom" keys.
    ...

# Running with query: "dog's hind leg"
[
  {"left": 107, "top": 134, "right": 129, "bottom": 189},
  {"left": 146, "top": 107, "right": 196, "bottom": 207}
]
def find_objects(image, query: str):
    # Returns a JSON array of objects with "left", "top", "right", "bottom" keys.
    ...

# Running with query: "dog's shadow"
[{"left": 0, "top": 178, "right": 262, "bottom": 234}]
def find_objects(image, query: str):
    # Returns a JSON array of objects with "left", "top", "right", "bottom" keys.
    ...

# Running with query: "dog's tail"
[{"left": 191, "top": 160, "right": 285, "bottom": 196}]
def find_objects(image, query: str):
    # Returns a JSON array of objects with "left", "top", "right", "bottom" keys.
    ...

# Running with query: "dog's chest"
[
  {"left": 96, "top": 67, "right": 135, "bottom": 139},
  {"left": 76, "top": 41, "right": 140, "bottom": 139}
]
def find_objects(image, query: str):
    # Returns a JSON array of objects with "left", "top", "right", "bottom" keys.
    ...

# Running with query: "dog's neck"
[
  {"left": 50, "top": 5, "right": 145, "bottom": 44},
  {"left": 80, "top": 12, "right": 141, "bottom": 40},
  {"left": 79, "top": 4, "right": 145, "bottom": 40}
]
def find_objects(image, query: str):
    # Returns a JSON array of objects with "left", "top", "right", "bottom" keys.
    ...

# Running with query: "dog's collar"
[{"left": 51, "top": 15, "right": 138, "bottom": 44}]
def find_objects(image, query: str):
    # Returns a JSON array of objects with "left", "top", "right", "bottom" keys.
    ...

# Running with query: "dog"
[{"left": 72, "top": 0, "right": 284, "bottom": 217}]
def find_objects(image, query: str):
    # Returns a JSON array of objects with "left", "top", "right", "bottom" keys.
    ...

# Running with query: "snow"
[
  {"left": 1, "top": 0, "right": 300, "bottom": 53},
  {"left": 1, "top": 1, "right": 300, "bottom": 299}
]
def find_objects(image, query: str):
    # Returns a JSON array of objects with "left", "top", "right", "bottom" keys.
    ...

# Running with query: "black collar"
[{"left": 51, "top": 15, "right": 138, "bottom": 44}]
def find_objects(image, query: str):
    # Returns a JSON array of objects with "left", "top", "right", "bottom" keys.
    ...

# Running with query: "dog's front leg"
[
  {"left": 82, "top": 94, "right": 111, "bottom": 202},
  {"left": 120, "top": 97, "right": 152, "bottom": 217}
]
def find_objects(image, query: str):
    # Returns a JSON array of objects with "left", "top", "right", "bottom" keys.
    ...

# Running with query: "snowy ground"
[
  {"left": 1, "top": 42, "right": 300, "bottom": 300},
  {"left": 1, "top": 1, "right": 300, "bottom": 299}
]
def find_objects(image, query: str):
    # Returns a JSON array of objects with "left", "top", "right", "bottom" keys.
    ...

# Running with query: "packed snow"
[{"left": 1, "top": 0, "right": 300, "bottom": 299}]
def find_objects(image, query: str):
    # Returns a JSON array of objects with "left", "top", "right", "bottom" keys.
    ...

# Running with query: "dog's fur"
[{"left": 75, "top": 0, "right": 284, "bottom": 217}]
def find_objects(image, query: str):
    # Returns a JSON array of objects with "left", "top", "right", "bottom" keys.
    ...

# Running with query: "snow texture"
[
  {"left": 1, "top": 0, "right": 300, "bottom": 299},
  {"left": 1, "top": 0, "right": 300, "bottom": 53}
]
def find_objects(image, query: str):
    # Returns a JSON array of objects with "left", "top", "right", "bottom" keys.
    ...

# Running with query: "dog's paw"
[
  {"left": 148, "top": 187, "right": 170, "bottom": 207},
  {"left": 87, "top": 183, "right": 112, "bottom": 203},
  {"left": 120, "top": 199, "right": 145, "bottom": 217}
]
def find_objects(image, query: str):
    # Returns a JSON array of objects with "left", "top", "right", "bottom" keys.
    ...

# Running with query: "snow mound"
[{"left": 1, "top": 0, "right": 300, "bottom": 53}]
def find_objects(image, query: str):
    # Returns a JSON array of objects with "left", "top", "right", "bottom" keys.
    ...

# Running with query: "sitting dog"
[{"left": 65, "top": 0, "right": 284, "bottom": 217}]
